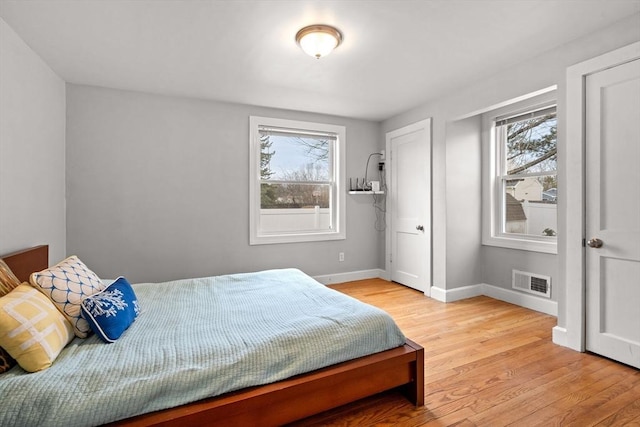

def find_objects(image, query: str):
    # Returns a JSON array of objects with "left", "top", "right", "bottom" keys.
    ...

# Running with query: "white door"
[
  {"left": 386, "top": 119, "right": 431, "bottom": 294},
  {"left": 585, "top": 58, "right": 640, "bottom": 369}
]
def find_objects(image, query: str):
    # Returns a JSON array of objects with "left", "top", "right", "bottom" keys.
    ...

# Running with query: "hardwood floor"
[{"left": 290, "top": 279, "right": 640, "bottom": 427}]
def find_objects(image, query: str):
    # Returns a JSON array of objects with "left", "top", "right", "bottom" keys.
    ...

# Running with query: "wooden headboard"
[{"left": 1, "top": 245, "right": 49, "bottom": 282}]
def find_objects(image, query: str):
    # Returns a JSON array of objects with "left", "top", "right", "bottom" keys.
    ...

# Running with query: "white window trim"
[
  {"left": 249, "top": 116, "right": 346, "bottom": 245},
  {"left": 481, "top": 89, "right": 558, "bottom": 254}
]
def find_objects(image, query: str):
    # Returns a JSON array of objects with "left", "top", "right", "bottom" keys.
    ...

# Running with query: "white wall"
[
  {"left": 444, "top": 116, "right": 483, "bottom": 289},
  {"left": 65, "top": 84, "right": 383, "bottom": 283},
  {"left": 382, "top": 13, "right": 640, "bottom": 317},
  {"left": 0, "top": 18, "right": 66, "bottom": 264}
]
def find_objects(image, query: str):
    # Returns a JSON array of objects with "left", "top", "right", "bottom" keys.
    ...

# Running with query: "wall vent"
[{"left": 512, "top": 270, "right": 551, "bottom": 298}]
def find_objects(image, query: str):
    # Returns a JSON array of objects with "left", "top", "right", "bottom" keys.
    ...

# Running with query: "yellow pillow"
[
  {"left": 0, "top": 258, "right": 21, "bottom": 297},
  {"left": 0, "top": 284, "right": 74, "bottom": 372}
]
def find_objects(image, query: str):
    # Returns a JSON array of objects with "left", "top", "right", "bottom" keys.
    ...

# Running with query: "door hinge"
[{"left": 582, "top": 238, "right": 586, "bottom": 247}]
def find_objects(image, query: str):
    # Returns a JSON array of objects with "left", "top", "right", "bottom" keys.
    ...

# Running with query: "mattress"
[{"left": 0, "top": 268, "right": 405, "bottom": 426}]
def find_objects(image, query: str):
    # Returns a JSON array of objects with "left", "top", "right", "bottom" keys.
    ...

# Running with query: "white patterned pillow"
[{"left": 30, "top": 256, "right": 105, "bottom": 338}]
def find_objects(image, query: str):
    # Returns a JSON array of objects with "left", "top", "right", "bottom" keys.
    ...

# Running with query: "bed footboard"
[{"left": 112, "top": 340, "right": 424, "bottom": 426}]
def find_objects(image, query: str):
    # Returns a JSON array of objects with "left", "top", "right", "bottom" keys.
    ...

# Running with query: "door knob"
[
  {"left": 587, "top": 237, "right": 603, "bottom": 248},
  {"left": 416, "top": 225, "right": 424, "bottom": 231}
]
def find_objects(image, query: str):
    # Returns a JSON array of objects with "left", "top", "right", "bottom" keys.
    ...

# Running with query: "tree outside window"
[
  {"left": 497, "top": 105, "right": 557, "bottom": 238},
  {"left": 260, "top": 133, "right": 331, "bottom": 210}
]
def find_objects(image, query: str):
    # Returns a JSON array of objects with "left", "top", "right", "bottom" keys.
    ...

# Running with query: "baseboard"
[
  {"left": 430, "top": 283, "right": 557, "bottom": 316},
  {"left": 313, "top": 269, "right": 385, "bottom": 285},
  {"left": 482, "top": 283, "right": 558, "bottom": 316},
  {"left": 552, "top": 326, "right": 568, "bottom": 347},
  {"left": 430, "top": 284, "right": 483, "bottom": 303},
  {"left": 313, "top": 271, "right": 558, "bottom": 316}
]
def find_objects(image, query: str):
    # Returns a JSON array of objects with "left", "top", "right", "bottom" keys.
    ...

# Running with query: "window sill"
[
  {"left": 482, "top": 235, "right": 557, "bottom": 254},
  {"left": 250, "top": 230, "right": 346, "bottom": 245}
]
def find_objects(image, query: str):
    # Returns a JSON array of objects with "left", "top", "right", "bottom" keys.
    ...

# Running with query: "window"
[
  {"left": 482, "top": 91, "right": 558, "bottom": 253},
  {"left": 249, "top": 116, "right": 346, "bottom": 244}
]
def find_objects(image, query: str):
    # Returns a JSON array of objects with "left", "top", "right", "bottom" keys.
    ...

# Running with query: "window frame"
[
  {"left": 249, "top": 116, "right": 346, "bottom": 245},
  {"left": 481, "top": 91, "right": 558, "bottom": 254}
]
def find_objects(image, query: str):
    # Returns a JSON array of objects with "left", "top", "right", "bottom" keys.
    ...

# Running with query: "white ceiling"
[{"left": 1, "top": 0, "right": 639, "bottom": 121}]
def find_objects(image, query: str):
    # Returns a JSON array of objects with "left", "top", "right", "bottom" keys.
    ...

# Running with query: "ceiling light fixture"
[{"left": 295, "top": 24, "right": 343, "bottom": 59}]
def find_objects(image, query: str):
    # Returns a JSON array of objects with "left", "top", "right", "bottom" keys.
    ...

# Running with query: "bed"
[{"left": 0, "top": 245, "right": 424, "bottom": 426}]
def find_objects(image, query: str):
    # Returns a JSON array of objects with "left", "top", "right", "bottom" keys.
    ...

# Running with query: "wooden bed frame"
[{"left": 1, "top": 245, "right": 424, "bottom": 426}]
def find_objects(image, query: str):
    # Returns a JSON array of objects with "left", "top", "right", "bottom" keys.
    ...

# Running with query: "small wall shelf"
[{"left": 348, "top": 191, "right": 385, "bottom": 195}]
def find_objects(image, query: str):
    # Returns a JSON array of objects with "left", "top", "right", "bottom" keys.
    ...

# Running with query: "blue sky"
[{"left": 264, "top": 135, "right": 329, "bottom": 181}]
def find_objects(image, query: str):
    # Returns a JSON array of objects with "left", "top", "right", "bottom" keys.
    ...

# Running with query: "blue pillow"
[{"left": 80, "top": 276, "right": 140, "bottom": 343}]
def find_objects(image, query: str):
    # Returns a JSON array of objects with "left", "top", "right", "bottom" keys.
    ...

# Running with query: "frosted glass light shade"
[{"left": 296, "top": 25, "right": 342, "bottom": 59}]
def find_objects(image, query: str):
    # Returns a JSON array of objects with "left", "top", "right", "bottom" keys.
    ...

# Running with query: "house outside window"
[
  {"left": 482, "top": 90, "right": 558, "bottom": 254},
  {"left": 249, "top": 116, "right": 346, "bottom": 245}
]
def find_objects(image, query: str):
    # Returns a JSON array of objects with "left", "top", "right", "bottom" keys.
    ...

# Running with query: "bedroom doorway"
[
  {"left": 584, "top": 57, "right": 640, "bottom": 369},
  {"left": 385, "top": 119, "right": 431, "bottom": 294}
]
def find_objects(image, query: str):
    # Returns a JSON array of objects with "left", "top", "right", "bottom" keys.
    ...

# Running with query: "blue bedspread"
[{"left": 0, "top": 269, "right": 405, "bottom": 426}]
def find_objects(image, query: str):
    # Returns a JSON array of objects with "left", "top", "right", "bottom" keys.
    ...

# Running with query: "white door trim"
[
  {"left": 385, "top": 118, "right": 432, "bottom": 296},
  {"left": 562, "top": 41, "right": 640, "bottom": 352}
]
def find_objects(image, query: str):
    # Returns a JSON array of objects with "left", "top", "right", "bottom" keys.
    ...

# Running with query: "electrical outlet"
[{"left": 339, "top": 252, "right": 345, "bottom": 262}]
